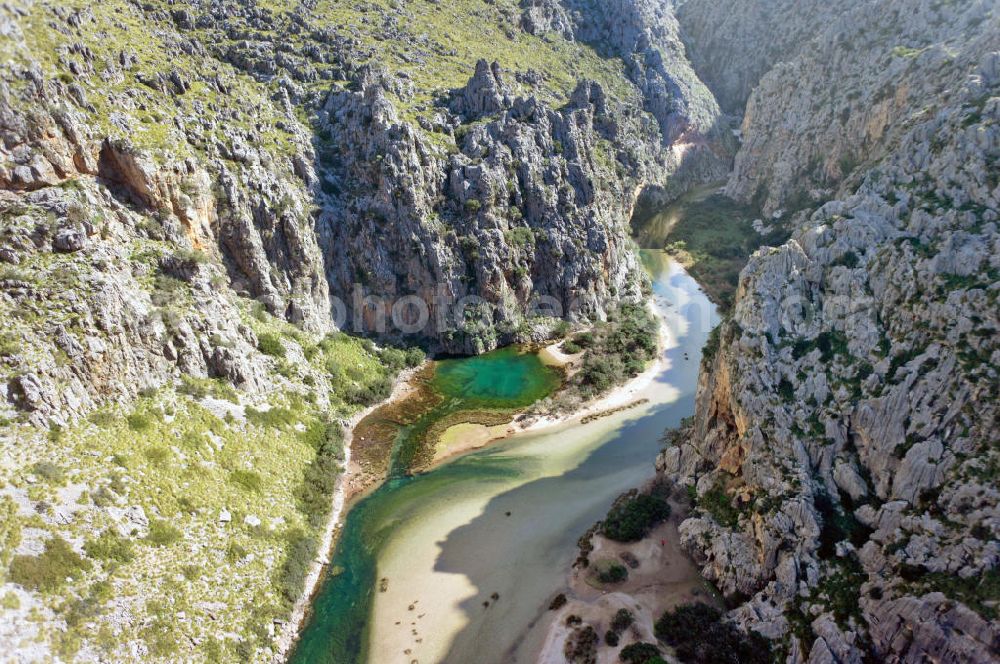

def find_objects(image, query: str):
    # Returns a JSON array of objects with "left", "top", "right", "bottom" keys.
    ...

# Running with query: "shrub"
[
  {"left": 573, "top": 331, "right": 596, "bottom": 348},
  {"left": 505, "top": 227, "right": 534, "bottom": 248},
  {"left": 245, "top": 405, "right": 297, "bottom": 429},
  {"left": 0, "top": 497, "right": 21, "bottom": 575},
  {"left": 178, "top": 375, "right": 239, "bottom": 402},
  {"left": 548, "top": 593, "right": 568, "bottom": 610},
  {"left": 343, "top": 376, "right": 393, "bottom": 406},
  {"left": 619, "top": 642, "right": 661, "bottom": 664},
  {"left": 404, "top": 347, "right": 425, "bottom": 368},
  {"left": 146, "top": 520, "right": 182, "bottom": 547},
  {"left": 594, "top": 559, "right": 628, "bottom": 584},
  {"left": 0, "top": 331, "right": 19, "bottom": 357},
  {"left": 575, "top": 304, "right": 658, "bottom": 397},
  {"left": 257, "top": 333, "right": 285, "bottom": 358},
  {"left": 127, "top": 412, "right": 154, "bottom": 432},
  {"left": 143, "top": 446, "right": 171, "bottom": 467},
  {"left": 602, "top": 493, "right": 670, "bottom": 542},
  {"left": 563, "top": 624, "right": 598, "bottom": 663},
  {"left": 9, "top": 537, "right": 91, "bottom": 592},
  {"left": 151, "top": 274, "right": 187, "bottom": 306},
  {"left": 655, "top": 603, "right": 771, "bottom": 664},
  {"left": 562, "top": 340, "right": 583, "bottom": 354},
  {"left": 379, "top": 347, "right": 407, "bottom": 372},
  {"left": 31, "top": 461, "right": 65, "bottom": 484},
  {"left": 278, "top": 529, "right": 316, "bottom": 605},
  {"left": 464, "top": 198, "right": 482, "bottom": 214},
  {"left": 611, "top": 608, "right": 634, "bottom": 632},
  {"left": 296, "top": 422, "right": 344, "bottom": 527},
  {"left": 84, "top": 530, "right": 134, "bottom": 563},
  {"left": 229, "top": 469, "right": 264, "bottom": 494},
  {"left": 605, "top": 630, "right": 619, "bottom": 646},
  {"left": 697, "top": 480, "right": 740, "bottom": 529},
  {"left": 579, "top": 354, "right": 626, "bottom": 395},
  {"left": 777, "top": 378, "right": 794, "bottom": 402}
]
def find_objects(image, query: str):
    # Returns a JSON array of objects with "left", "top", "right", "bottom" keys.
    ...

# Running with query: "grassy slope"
[
  {"left": 7, "top": 0, "right": 637, "bottom": 158},
  {"left": 1, "top": 301, "right": 407, "bottom": 660}
]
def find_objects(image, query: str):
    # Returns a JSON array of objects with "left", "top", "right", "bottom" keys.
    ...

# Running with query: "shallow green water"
[
  {"left": 433, "top": 346, "right": 560, "bottom": 407},
  {"left": 290, "top": 253, "right": 717, "bottom": 664}
]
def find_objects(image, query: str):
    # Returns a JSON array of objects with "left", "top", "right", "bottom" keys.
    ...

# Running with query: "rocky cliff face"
[
  {"left": 0, "top": 0, "right": 729, "bottom": 419},
  {"left": 659, "top": 1, "right": 1000, "bottom": 662}
]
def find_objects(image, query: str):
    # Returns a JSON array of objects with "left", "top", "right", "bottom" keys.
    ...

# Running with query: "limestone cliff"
[{"left": 658, "top": 1, "right": 1000, "bottom": 662}]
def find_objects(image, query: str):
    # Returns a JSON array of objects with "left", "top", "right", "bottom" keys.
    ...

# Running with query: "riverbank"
[
  {"left": 279, "top": 320, "right": 668, "bottom": 661},
  {"left": 425, "top": 302, "right": 671, "bottom": 471},
  {"left": 272, "top": 362, "right": 426, "bottom": 663}
]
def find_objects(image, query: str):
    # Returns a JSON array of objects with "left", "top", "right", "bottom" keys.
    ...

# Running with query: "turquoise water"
[
  {"left": 290, "top": 252, "right": 718, "bottom": 664},
  {"left": 433, "top": 346, "right": 560, "bottom": 406},
  {"left": 387, "top": 346, "right": 561, "bottom": 476}
]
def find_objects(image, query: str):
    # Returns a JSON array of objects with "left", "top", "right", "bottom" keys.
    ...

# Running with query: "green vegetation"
[
  {"left": 907, "top": 568, "right": 1000, "bottom": 620},
  {"left": 694, "top": 479, "right": 740, "bottom": 529},
  {"left": 620, "top": 642, "right": 663, "bottom": 664},
  {"left": 8, "top": 537, "right": 91, "bottom": 592},
  {"left": 602, "top": 490, "right": 671, "bottom": 542},
  {"left": 229, "top": 469, "right": 265, "bottom": 494},
  {"left": 576, "top": 303, "right": 658, "bottom": 396},
  {"left": 296, "top": 421, "right": 345, "bottom": 527},
  {"left": 0, "top": 497, "right": 21, "bottom": 579},
  {"left": 593, "top": 559, "right": 628, "bottom": 583},
  {"left": 563, "top": 624, "right": 599, "bottom": 664},
  {"left": 0, "top": 331, "right": 19, "bottom": 357},
  {"left": 702, "top": 323, "right": 722, "bottom": 363},
  {"left": 31, "top": 461, "right": 65, "bottom": 484},
  {"left": 505, "top": 227, "right": 535, "bottom": 249},
  {"left": 655, "top": 603, "right": 770, "bottom": 664},
  {"left": 643, "top": 194, "right": 786, "bottom": 310},
  {"left": 257, "top": 332, "right": 286, "bottom": 358},
  {"left": 178, "top": 374, "right": 239, "bottom": 402},
  {"left": 245, "top": 405, "right": 298, "bottom": 429},
  {"left": 278, "top": 529, "right": 316, "bottom": 606},
  {"left": 84, "top": 531, "right": 135, "bottom": 564},
  {"left": 146, "top": 520, "right": 182, "bottom": 547},
  {"left": 605, "top": 607, "right": 634, "bottom": 647},
  {"left": 611, "top": 607, "right": 634, "bottom": 632}
]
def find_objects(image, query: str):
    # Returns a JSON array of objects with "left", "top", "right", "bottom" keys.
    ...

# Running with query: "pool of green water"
[
  {"left": 433, "top": 346, "right": 560, "bottom": 407},
  {"left": 388, "top": 346, "right": 561, "bottom": 475}
]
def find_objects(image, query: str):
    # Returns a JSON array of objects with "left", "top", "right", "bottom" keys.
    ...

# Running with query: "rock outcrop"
[
  {"left": 317, "top": 65, "right": 655, "bottom": 354},
  {"left": 657, "top": 2, "right": 1000, "bottom": 662}
]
